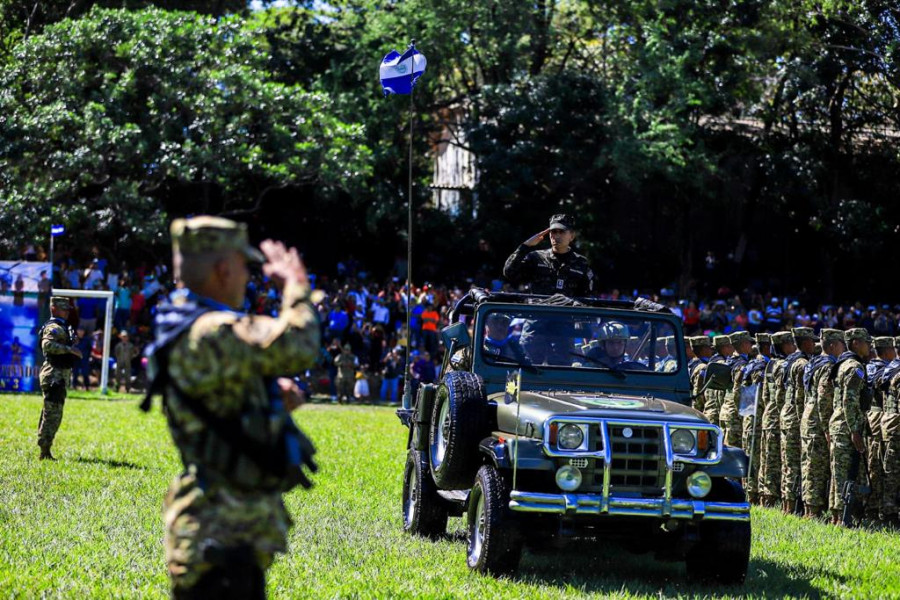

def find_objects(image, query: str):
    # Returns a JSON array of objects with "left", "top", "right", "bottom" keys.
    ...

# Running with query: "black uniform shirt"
[{"left": 503, "top": 246, "right": 594, "bottom": 297}]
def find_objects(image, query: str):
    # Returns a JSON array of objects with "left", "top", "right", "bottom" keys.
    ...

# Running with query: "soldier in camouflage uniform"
[
  {"left": 759, "top": 331, "right": 795, "bottom": 508},
  {"left": 334, "top": 344, "right": 358, "bottom": 403},
  {"left": 881, "top": 337, "right": 900, "bottom": 525},
  {"left": 829, "top": 328, "right": 872, "bottom": 525},
  {"left": 864, "top": 337, "right": 894, "bottom": 520},
  {"left": 705, "top": 335, "right": 733, "bottom": 427},
  {"left": 144, "top": 216, "right": 320, "bottom": 598},
  {"left": 780, "top": 327, "right": 817, "bottom": 514},
  {"left": 799, "top": 329, "right": 845, "bottom": 518},
  {"left": 37, "top": 296, "right": 83, "bottom": 460},
  {"left": 503, "top": 214, "right": 594, "bottom": 297},
  {"left": 113, "top": 331, "right": 136, "bottom": 393},
  {"left": 655, "top": 336, "right": 679, "bottom": 373},
  {"left": 741, "top": 333, "right": 771, "bottom": 504},
  {"left": 721, "top": 330, "right": 753, "bottom": 448},
  {"left": 689, "top": 336, "right": 713, "bottom": 415}
]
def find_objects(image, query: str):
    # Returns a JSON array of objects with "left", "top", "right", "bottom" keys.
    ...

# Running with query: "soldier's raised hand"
[
  {"left": 523, "top": 228, "right": 551, "bottom": 247},
  {"left": 260, "top": 240, "right": 309, "bottom": 290}
]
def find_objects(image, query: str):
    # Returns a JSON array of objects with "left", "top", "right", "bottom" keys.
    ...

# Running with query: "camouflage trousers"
[
  {"left": 165, "top": 472, "right": 288, "bottom": 593},
  {"left": 780, "top": 422, "right": 802, "bottom": 501},
  {"left": 829, "top": 430, "right": 857, "bottom": 512},
  {"left": 800, "top": 431, "right": 830, "bottom": 509},
  {"left": 866, "top": 411, "right": 885, "bottom": 517},
  {"left": 720, "top": 391, "right": 742, "bottom": 448},
  {"left": 335, "top": 377, "right": 354, "bottom": 400},
  {"left": 115, "top": 364, "right": 131, "bottom": 391},
  {"left": 703, "top": 391, "right": 722, "bottom": 429},
  {"left": 882, "top": 413, "right": 900, "bottom": 516},
  {"left": 37, "top": 382, "right": 66, "bottom": 450},
  {"left": 742, "top": 414, "right": 762, "bottom": 496},
  {"left": 758, "top": 427, "right": 782, "bottom": 499}
]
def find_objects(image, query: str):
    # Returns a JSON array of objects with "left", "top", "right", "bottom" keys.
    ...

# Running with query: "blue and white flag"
[
  {"left": 380, "top": 45, "right": 427, "bottom": 96},
  {"left": 51, "top": 224, "right": 65, "bottom": 237}
]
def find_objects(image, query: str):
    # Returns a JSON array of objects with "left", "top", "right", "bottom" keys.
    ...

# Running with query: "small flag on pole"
[
  {"left": 380, "top": 44, "right": 427, "bottom": 96},
  {"left": 51, "top": 224, "right": 65, "bottom": 237},
  {"left": 504, "top": 370, "right": 521, "bottom": 404}
]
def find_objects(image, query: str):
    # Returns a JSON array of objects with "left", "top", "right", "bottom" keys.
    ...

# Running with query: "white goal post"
[{"left": 52, "top": 288, "right": 114, "bottom": 395}]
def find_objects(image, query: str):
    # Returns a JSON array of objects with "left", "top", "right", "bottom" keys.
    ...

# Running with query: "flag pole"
[
  {"left": 401, "top": 39, "right": 417, "bottom": 411},
  {"left": 49, "top": 226, "right": 55, "bottom": 286},
  {"left": 512, "top": 368, "right": 522, "bottom": 491}
]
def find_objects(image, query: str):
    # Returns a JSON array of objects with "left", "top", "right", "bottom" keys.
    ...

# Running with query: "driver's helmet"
[
  {"left": 486, "top": 312, "right": 512, "bottom": 327},
  {"left": 598, "top": 321, "right": 630, "bottom": 341}
]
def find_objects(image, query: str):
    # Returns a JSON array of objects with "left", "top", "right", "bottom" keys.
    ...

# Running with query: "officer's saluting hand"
[{"left": 503, "top": 214, "right": 594, "bottom": 297}]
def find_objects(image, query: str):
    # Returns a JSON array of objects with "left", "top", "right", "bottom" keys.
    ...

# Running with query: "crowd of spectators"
[{"left": 9, "top": 241, "right": 900, "bottom": 398}]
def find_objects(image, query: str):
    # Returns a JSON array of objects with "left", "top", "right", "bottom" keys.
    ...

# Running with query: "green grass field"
[{"left": 2, "top": 392, "right": 899, "bottom": 599}]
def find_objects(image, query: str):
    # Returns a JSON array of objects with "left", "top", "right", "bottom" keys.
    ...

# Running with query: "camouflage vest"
[{"left": 143, "top": 291, "right": 311, "bottom": 493}]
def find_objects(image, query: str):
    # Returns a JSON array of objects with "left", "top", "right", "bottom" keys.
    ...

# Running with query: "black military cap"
[{"left": 548, "top": 214, "right": 575, "bottom": 231}]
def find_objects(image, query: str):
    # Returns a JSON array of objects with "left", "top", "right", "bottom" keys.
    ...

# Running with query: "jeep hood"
[{"left": 493, "top": 390, "right": 708, "bottom": 436}]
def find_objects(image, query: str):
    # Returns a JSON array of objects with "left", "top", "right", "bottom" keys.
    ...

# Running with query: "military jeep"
[{"left": 397, "top": 289, "right": 750, "bottom": 583}]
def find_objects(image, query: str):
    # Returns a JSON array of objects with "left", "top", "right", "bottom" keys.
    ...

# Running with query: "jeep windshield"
[{"left": 478, "top": 307, "right": 681, "bottom": 375}]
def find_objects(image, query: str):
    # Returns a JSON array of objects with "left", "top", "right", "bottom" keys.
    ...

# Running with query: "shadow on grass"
[
  {"left": 73, "top": 456, "right": 145, "bottom": 470},
  {"left": 506, "top": 539, "right": 834, "bottom": 598},
  {"left": 67, "top": 390, "right": 141, "bottom": 403}
]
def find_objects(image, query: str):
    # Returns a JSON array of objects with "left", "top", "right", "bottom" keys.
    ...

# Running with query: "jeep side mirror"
[
  {"left": 441, "top": 322, "right": 470, "bottom": 349},
  {"left": 704, "top": 362, "right": 732, "bottom": 391}
]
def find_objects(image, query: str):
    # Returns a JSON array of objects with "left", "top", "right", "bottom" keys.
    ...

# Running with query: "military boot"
[{"left": 39, "top": 447, "right": 55, "bottom": 461}]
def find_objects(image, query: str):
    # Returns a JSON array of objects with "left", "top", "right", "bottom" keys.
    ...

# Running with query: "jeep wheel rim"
[
  {"left": 403, "top": 462, "right": 417, "bottom": 529},
  {"left": 433, "top": 396, "right": 450, "bottom": 468},
  {"left": 469, "top": 490, "right": 486, "bottom": 563}
]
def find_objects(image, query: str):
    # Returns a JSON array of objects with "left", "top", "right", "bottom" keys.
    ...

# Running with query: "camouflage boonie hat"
[
  {"left": 755, "top": 333, "right": 772, "bottom": 345},
  {"left": 772, "top": 331, "right": 795, "bottom": 346},
  {"left": 791, "top": 327, "right": 819, "bottom": 342},
  {"left": 548, "top": 214, "right": 575, "bottom": 231},
  {"left": 690, "top": 336, "right": 712, "bottom": 348},
  {"left": 844, "top": 328, "right": 873, "bottom": 343},
  {"left": 730, "top": 331, "right": 752, "bottom": 345},
  {"left": 874, "top": 336, "right": 894, "bottom": 349},
  {"left": 50, "top": 296, "right": 71, "bottom": 310},
  {"left": 713, "top": 335, "right": 732, "bottom": 348},
  {"left": 170, "top": 216, "right": 264, "bottom": 262},
  {"left": 820, "top": 329, "right": 845, "bottom": 343}
]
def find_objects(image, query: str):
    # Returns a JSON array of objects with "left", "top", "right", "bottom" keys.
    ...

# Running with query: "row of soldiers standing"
[{"left": 687, "top": 327, "right": 900, "bottom": 527}]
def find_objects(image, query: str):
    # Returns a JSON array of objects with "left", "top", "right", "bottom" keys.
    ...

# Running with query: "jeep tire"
[
  {"left": 467, "top": 464, "right": 522, "bottom": 575},
  {"left": 402, "top": 449, "right": 449, "bottom": 538},
  {"left": 685, "top": 479, "right": 751, "bottom": 584},
  {"left": 429, "top": 371, "right": 488, "bottom": 489}
]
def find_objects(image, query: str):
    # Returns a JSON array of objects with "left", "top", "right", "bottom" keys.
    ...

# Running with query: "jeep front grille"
[{"left": 607, "top": 426, "right": 662, "bottom": 491}]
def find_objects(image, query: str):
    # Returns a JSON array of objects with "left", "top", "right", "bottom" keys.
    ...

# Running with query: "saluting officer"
[
  {"left": 503, "top": 214, "right": 594, "bottom": 297},
  {"left": 143, "top": 216, "right": 320, "bottom": 598}
]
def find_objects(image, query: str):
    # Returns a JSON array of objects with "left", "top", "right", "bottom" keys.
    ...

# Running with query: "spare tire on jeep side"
[{"left": 429, "top": 371, "right": 488, "bottom": 489}]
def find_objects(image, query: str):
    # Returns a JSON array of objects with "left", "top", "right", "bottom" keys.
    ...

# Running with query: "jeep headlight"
[
  {"left": 557, "top": 424, "right": 585, "bottom": 450},
  {"left": 555, "top": 465, "right": 583, "bottom": 491},
  {"left": 671, "top": 429, "right": 696, "bottom": 454}
]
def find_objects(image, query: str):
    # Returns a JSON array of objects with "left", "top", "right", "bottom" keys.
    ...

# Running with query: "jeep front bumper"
[{"left": 509, "top": 491, "right": 750, "bottom": 521}]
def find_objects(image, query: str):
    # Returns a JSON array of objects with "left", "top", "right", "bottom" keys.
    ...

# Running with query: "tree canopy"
[
  {"left": 1, "top": 0, "right": 899, "bottom": 298},
  {"left": 0, "top": 7, "right": 370, "bottom": 250}
]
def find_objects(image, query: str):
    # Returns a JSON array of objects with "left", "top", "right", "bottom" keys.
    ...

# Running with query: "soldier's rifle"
[{"left": 841, "top": 445, "right": 871, "bottom": 527}]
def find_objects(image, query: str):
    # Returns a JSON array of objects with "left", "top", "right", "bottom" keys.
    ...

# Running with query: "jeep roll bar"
[{"left": 449, "top": 287, "right": 671, "bottom": 323}]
